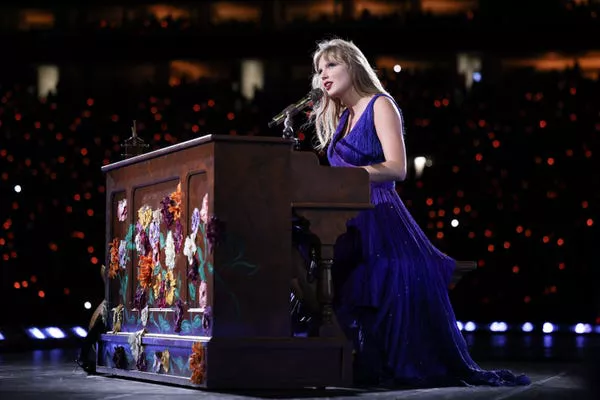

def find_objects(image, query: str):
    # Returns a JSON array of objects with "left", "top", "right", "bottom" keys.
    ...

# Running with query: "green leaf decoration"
[
  {"left": 199, "top": 259, "right": 206, "bottom": 281},
  {"left": 180, "top": 320, "right": 192, "bottom": 334},
  {"left": 192, "top": 315, "right": 203, "bottom": 330},
  {"left": 188, "top": 282, "right": 196, "bottom": 302},
  {"left": 197, "top": 245, "right": 204, "bottom": 264},
  {"left": 172, "top": 356, "right": 187, "bottom": 373},
  {"left": 125, "top": 309, "right": 136, "bottom": 325},
  {"left": 148, "top": 287, "right": 155, "bottom": 305},
  {"left": 119, "top": 275, "right": 128, "bottom": 305},
  {"left": 158, "top": 313, "right": 171, "bottom": 333},
  {"left": 125, "top": 224, "right": 136, "bottom": 251},
  {"left": 149, "top": 313, "right": 159, "bottom": 329}
]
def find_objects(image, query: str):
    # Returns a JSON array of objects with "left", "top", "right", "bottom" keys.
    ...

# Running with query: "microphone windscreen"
[{"left": 309, "top": 88, "right": 324, "bottom": 103}]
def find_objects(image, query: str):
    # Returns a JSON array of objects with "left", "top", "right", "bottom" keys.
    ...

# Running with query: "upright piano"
[{"left": 96, "top": 135, "right": 371, "bottom": 388}]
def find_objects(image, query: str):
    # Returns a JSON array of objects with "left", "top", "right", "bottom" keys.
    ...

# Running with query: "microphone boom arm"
[{"left": 268, "top": 89, "right": 323, "bottom": 129}]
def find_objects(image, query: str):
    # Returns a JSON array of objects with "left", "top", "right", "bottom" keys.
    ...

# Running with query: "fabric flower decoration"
[
  {"left": 199, "top": 280, "right": 208, "bottom": 309},
  {"left": 134, "top": 287, "right": 147, "bottom": 311},
  {"left": 169, "top": 183, "right": 183, "bottom": 221},
  {"left": 183, "top": 235, "right": 197, "bottom": 265},
  {"left": 128, "top": 328, "right": 146, "bottom": 364},
  {"left": 149, "top": 220, "right": 160, "bottom": 252},
  {"left": 113, "top": 346, "right": 127, "bottom": 369},
  {"left": 108, "top": 238, "right": 120, "bottom": 278},
  {"left": 156, "top": 280, "right": 167, "bottom": 309},
  {"left": 206, "top": 216, "right": 225, "bottom": 254},
  {"left": 165, "top": 270, "right": 176, "bottom": 306},
  {"left": 153, "top": 351, "right": 165, "bottom": 373},
  {"left": 174, "top": 220, "right": 184, "bottom": 253},
  {"left": 187, "top": 256, "right": 200, "bottom": 283},
  {"left": 135, "top": 231, "right": 144, "bottom": 255},
  {"left": 117, "top": 199, "right": 127, "bottom": 222},
  {"left": 137, "top": 205, "right": 153, "bottom": 230},
  {"left": 153, "top": 273, "right": 163, "bottom": 304},
  {"left": 191, "top": 208, "right": 200, "bottom": 238},
  {"left": 174, "top": 299, "right": 185, "bottom": 333},
  {"left": 135, "top": 230, "right": 151, "bottom": 256},
  {"left": 202, "top": 306, "right": 212, "bottom": 334},
  {"left": 151, "top": 349, "right": 171, "bottom": 374},
  {"left": 118, "top": 240, "right": 128, "bottom": 269},
  {"left": 152, "top": 209, "right": 162, "bottom": 225},
  {"left": 136, "top": 350, "right": 148, "bottom": 372},
  {"left": 189, "top": 342, "right": 206, "bottom": 384},
  {"left": 160, "top": 196, "right": 174, "bottom": 228},
  {"left": 138, "top": 255, "right": 153, "bottom": 289},
  {"left": 161, "top": 349, "right": 170, "bottom": 374},
  {"left": 112, "top": 304, "right": 124, "bottom": 333},
  {"left": 200, "top": 193, "right": 209, "bottom": 224},
  {"left": 141, "top": 305, "right": 149, "bottom": 327},
  {"left": 165, "top": 231, "right": 176, "bottom": 270}
]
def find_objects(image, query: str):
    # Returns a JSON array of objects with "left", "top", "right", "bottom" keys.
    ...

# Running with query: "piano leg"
[
  {"left": 291, "top": 247, "right": 321, "bottom": 336},
  {"left": 317, "top": 258, "right": 340, "bottom": 337},
  {"left": 290, "top": 249, "right": 345, "bottom": 338}
]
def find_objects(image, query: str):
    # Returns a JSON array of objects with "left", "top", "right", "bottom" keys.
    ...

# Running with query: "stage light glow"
[
  {"left": 45, "top": 327, "right": 66, "bottom": 339},
  {"left": 489, "top": 321, "right": 508, "bottom": 332},
  {"left": 521, "top": 322, "right": 534, "bottom": 332},
  {"left": 542, "top": 322, "right": 555, "bottom": 333},
  {"left": 0, "top": 331, "right": 4, "bottom": 340},
  {"left": 574, "top": 323, "right": 592, "bottom": 334},
  {"left": 72, "top": 326, "right": 87, "bottom": 338},
  {"left": 27, "top": 327, "right": 46, "bottom": 339},
  {"left": 456, "top": 321, "right": 464, "bottom": 331},
  {"left": 464, "top": 321, "right": 476, "bottom": 332},
  {"left": 451, "top": 219, "right": 459, "bottom": 227},
  {"left": 84, "top": 301, "right": 92, "bottom": 310},
  {"left": 393, "top": 64, "right": 402, "bottom": 73}
]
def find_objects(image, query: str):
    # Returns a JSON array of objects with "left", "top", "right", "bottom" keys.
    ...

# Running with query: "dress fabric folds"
[{"left": 328, "top": 94, "right": 530, "bottom": 387}]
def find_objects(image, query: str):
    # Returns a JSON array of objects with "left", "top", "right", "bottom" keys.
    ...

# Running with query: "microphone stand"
[{"left": 282, "top": 110, "right": 301, "bottom": 151}]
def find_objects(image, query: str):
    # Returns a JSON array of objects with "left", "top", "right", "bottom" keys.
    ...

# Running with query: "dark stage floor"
[{"left": 0, "top": 334, "right": 598, "bottom": 399}]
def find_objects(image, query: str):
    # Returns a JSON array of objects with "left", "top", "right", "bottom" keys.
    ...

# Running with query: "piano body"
[{"left": 97, "top": 135, "right": 371, "bottom": 388}]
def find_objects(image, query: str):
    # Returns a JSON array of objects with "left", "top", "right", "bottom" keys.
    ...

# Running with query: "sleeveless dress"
[{"left": 328, "top": 93, "right": 530, "bottom": 387}]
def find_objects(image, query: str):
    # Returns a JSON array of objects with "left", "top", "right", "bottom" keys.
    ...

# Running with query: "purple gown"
[{"left": 328, "top": 94, "right": 530, "bottom": 387}]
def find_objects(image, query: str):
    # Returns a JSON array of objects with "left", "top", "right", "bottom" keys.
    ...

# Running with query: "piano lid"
[{"left": 290, "top": 151, "right": 371, "bottom": 209}]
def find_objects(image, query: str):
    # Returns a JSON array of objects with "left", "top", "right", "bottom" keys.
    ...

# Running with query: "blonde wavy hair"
[{"left": 308, "top": 38, "right": 390, "bottom": 150}]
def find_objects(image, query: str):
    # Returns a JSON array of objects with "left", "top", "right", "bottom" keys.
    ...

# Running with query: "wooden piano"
[{"left": 97, "top": 135, "right": 371, "bottom": 388}]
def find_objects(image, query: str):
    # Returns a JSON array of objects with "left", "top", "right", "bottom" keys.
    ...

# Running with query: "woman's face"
[{"left": 316, "top": 55, "right": 353, "bottom": 100}]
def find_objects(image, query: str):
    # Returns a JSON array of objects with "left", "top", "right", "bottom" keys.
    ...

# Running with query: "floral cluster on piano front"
[
  {"left": 132, "top": 183, "right": 184, "bottom": 317},
  {"left": 106, "top": 183, "right": 224, "bottom": 337},
  {"left": 104, "top": 183, "right": 216, "bottom": 381}
]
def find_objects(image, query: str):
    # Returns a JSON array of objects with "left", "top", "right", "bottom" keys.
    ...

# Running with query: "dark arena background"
[{"left": 0, "top": 1, "right": 599, "bottom": 399}]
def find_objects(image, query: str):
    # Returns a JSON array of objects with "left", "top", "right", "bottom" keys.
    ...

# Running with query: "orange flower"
[
  {"left": 168, "top": 183, "right": 183, "bottom": 221},
  {"left": 137, "top": 254, "right": 154, "bottom": 289},
  {"left": 189, "top": 341, "right": 206, "bottom": 384},
  {"left": 108, "top": 238, "right": 120, "bottom": 278}
]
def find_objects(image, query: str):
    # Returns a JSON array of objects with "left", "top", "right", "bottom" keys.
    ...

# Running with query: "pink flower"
[{"left": 200, "top": 193, "right": 209, "bottom": 224}]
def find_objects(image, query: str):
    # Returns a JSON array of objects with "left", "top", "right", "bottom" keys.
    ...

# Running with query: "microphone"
[{"left": 268, "top": 89, "right": 323, "bottom": 128}]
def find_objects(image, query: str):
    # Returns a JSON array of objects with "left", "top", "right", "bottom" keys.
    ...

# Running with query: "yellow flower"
[
  {"left": 165, "top": 270, "right": 176, "bottom": 306},
  {"left": 161, "top": 349, "right": 170, "bottom": 374},
  {"left": 138, "top": 205, "right": 153, "bottom": 229},
  {"left": 153, "top": 272, "right": 162, "bottom": 299}
]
